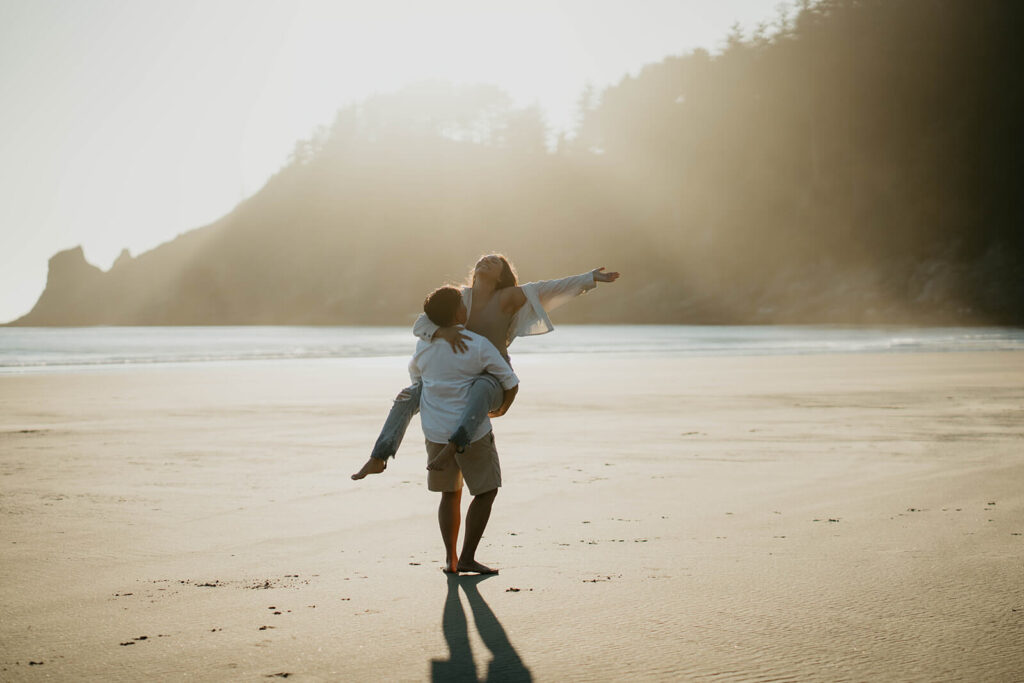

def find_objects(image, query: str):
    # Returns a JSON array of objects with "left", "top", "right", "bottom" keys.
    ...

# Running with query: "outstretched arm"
[
  {"left": 530, "top": 267, "right": 621, "bottom": 313},
  {"left": 501, "top": 267, "right": 623, "bottom": 343},
  {"left": 501, "top": 267, "right": 622, "bottom": 316}
]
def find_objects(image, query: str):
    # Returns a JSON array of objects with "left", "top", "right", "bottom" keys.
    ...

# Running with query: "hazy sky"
[{"left": 0, "top": 0, "right": 782, "bottom": 323}]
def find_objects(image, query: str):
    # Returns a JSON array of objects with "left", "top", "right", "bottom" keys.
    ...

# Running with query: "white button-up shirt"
[{"left": 408, "top": 330, "right": 519, "bottom": 444}]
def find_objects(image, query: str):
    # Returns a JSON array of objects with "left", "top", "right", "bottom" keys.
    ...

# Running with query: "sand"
[{"left": 1, "top": 351, "right": 1022, "bottom": 681}]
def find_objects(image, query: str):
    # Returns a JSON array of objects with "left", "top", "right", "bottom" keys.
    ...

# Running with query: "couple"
[{"left": 353, "top": 254, "right": 620, "bottom": 574}]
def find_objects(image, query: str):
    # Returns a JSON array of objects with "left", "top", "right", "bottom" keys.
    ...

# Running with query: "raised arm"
[
  {"left": 505, "top": 267, "right": 621, "bottom": 342},
  {"left": 412, "top": 312, "right": 471, "bottom": 353},
  {"left": 533, "top": 268, "right": 619, "bottom": 312},
  {"left": 412, "top": 312, "right": 439, "bottom": 343}
]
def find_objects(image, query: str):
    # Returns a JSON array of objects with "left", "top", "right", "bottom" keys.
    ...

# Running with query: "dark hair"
[
  {"left": 423, "top": 286, "right": 462, "bottom": 327},
  {"left": 469, "top": 253, "right": 519, "bottom": 290}
]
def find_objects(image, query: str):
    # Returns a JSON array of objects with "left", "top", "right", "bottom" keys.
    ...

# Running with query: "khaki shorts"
[{"left": 426, "top": 431, "right": 501, "bottom": 495}]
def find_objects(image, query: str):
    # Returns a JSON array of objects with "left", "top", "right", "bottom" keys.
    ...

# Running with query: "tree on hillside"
[{"left": 15, "top": 0, "right": 1023, "bottom": 326}]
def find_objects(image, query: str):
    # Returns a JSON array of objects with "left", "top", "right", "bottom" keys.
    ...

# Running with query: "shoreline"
[{"left": 3, "top": 325, "right": 1024, "bottom": 378}]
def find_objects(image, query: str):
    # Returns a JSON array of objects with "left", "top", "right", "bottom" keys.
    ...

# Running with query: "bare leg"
[
  {"left": 438, "top": 490, "right": 462, "bottom": 573},
  {"left": 457, "top": 488, "right": 499, "bottom": 574},
  {"left": 352, "top": 383, "right": 421, "bottom": 480}
]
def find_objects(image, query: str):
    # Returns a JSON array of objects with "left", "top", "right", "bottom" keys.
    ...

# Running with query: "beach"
[{"left": 1, "top": 351, "right": 1022, "bottom": 681}]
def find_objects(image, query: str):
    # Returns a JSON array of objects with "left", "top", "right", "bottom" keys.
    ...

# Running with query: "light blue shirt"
[{"left": 408, "top": 330, "right": 519, "bottom": 443}]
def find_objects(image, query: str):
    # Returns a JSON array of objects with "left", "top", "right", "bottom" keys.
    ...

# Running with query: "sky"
[{"left": 0, "top": 0, "right": 783, "bottom": 323}]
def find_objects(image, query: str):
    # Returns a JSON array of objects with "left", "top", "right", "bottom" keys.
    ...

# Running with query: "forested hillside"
[{"left": 14, "top": 0, "right": 1022, "bottom": 326}]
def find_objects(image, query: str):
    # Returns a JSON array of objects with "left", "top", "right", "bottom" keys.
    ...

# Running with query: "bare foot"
[
  {"left": 427, "top": 442, "right": 456, "bottom": 471},
  {"left": 441, "top": 553, "right": 459, "bottom": 573},
  {"left": 351, "top": 457, "right": 386, "bottom": 480},
  {"left": 456, "top": 559, "right": 498, "bottom": 575}
]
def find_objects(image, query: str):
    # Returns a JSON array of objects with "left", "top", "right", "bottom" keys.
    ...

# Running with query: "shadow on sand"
[{"left": 430, "top": 573, "right": 532, "bottom": 682}]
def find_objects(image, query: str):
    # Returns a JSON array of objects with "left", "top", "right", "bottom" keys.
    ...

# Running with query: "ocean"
[{"left": 1, "top": 325, "right": 1022, "bottom": 374}]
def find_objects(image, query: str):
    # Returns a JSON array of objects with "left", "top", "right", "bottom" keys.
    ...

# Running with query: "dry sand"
[{"left": 1, "top": 351, "right": 1022, "bottom": 681}]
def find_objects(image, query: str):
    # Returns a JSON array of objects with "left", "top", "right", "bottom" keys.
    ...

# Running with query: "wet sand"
[{"left": 1, "top": 352, "right": 1022, "bottom": 681}]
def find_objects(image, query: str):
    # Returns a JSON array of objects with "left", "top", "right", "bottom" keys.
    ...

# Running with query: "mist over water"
[{"left": 3, "top": 326, "right": 1022, "bottom": 373}]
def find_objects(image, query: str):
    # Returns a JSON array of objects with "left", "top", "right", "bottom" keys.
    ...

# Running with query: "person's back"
[{"left": 411, "top": 330, "right": 516, "bottom": 445}]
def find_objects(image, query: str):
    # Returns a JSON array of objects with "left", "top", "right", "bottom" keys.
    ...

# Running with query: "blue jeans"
[{"left": 369, "top": 374, "right": 504, "bottom": 460}]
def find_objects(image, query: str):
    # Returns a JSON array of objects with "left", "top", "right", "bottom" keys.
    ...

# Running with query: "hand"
[
  {"left": 490, "top": 385, "right": 518, "bottom": 418},
  {"left": 592, "top": 267, "right": 620, "bottom": 283},
  {"left": 436, "top": 326, "right": 471, "bottom": 353},
  {"left": 395, "top": 389, "right": 412, "bottom": 401}
]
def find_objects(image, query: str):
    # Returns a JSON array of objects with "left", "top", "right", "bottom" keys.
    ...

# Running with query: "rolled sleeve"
[
  {"left": 413, "top": 287, "right": 472, "bottom": 341},
  {"left": 478, "top": 345, "right": 519, "bottom": 390},
  {"left": 413, "top": 313, "right": 439, "bottom": 342}
]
